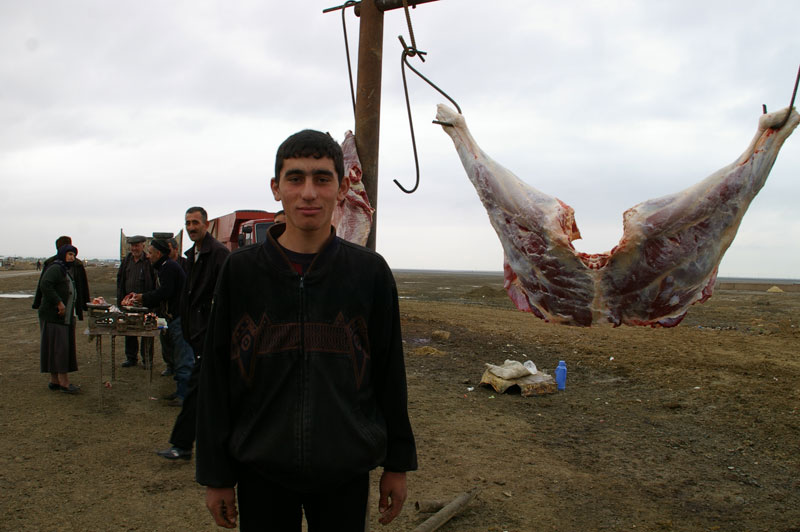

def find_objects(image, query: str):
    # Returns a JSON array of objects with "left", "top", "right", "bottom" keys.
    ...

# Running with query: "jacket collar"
[
  {"left": 185, "top": 233, "right": 219, "bottom": 260},
  {"left": 264, "top": 224, "right": 339, "bottom": 277}
]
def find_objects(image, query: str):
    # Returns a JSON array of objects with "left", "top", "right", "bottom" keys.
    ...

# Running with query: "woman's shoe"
[
  {"left": 60, "top": 384, "right": 81, "bottom": 394},
  {"left": 48, "top": 382, "right": 60, "bottom": 391}
]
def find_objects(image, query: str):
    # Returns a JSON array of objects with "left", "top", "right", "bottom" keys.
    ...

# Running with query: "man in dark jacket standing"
[
  {"left": 196, "top": 130, "right": 417, "bottom": 530},
  {"left": 129, "top": 238, "right": 193, "bottom": 403},
  {"left": 156, "top": 206, "right": 229, "bottom": 460},
  {"left": 117, "top": 235, "right": 155, "bottom": 367},
  {"left": 158, "top": 237, "right": 192, "bottom": 377}
]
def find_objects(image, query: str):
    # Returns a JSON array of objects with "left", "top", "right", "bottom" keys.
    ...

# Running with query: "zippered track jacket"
[{"left": 196, "top": 225, "right": 417, "bottom": 490}]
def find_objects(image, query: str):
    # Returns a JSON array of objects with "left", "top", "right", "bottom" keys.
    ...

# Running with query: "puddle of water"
[{"left": 0, "top": 293, "right": 34, "bottom": 299}]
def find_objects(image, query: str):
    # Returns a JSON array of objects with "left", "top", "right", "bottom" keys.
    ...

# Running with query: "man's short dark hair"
[
  {"left": 274, "top": 130, "right": 344, "bottom": 183},
  {"left": 186, "top": 206, "right": 208, "bottom": 222},
  {"left": 55, "top": 236, "right": 72, "bottom": 250}
]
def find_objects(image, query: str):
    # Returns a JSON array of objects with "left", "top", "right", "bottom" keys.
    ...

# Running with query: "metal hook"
[
  {"left": 393, "top": 36, "right": 462, "bottom": 194},
  {"left": 398, "top": 37, "right": 460, "bottom": 113},
  {"left": 393, "top": 44, "right": 423, "bottom": 194},
  {"left": 764, "top": 64, "right": 799, "bottom": 129}
]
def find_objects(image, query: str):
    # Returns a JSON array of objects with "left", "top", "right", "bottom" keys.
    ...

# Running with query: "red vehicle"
[{"left": 208, "top": 210, "right": 278, "bottom": 251}]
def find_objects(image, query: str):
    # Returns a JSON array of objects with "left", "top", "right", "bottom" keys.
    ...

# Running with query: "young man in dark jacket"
[{"left": 196, "top": 130, "right": 417, "bottom": 530}]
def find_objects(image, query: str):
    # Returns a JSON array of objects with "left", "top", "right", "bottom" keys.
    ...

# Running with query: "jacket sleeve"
[
  {"left": 32, "top": 257, "right": 56, "bottom": 310},
  {"left": 40, "top": 266, "right": 65, "bottom": 311},
  {"left": 195, "top": 257, "right": 237, "bottom": 488},
  {"left": 370, "top": 260, "right": 418, "bottom": 473},
  {"left": 212, "top": 244, "right": 230, "bottom": 285},
  {"left": 141, "top": 265, "right": 176, "bottom": 310},
  {"left": 31, "top": 268, "right": 46, "bottom": 310}
]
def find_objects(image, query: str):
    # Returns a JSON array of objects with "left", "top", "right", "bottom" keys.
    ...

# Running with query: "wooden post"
[
  {"left": 348, "top": 0, "right": 440, "bottom": 249},
  {"left": 353, "top": 0, "right": 384, "bottom": 250}
]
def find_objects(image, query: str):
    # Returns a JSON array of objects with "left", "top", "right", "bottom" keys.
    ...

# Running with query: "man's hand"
[
  {"left": 56, "top": 302, "right": 65, "bottom": 317},
  {"left": 205, "top": 486, "right": 238, "bottom": 529},
  {"left": 378, "top": 470, "right": 407, "bottom": 525}
]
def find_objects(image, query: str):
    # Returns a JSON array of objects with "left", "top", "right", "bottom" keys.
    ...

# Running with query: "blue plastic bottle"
[{"left": 555, "top": 360, "right": 567, "bottom": 390}]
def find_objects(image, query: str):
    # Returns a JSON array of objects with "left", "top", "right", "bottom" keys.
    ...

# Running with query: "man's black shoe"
[
  {"left": 121, "top": 360, "right": 137, "bottom": 368},
  {"left": 156, "top": 446, "right": 191, "bottom": 461},
  {"left": 167, "top": 397, "right": 184, "bottom": 407}
]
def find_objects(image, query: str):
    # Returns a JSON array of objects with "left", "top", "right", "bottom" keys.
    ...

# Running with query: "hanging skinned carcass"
[
  {"left": 436, "top": 104, "right": 799, "bottom": 327},
  {"left": 333, "top": 131, "right": 375, "bottom": 246}
]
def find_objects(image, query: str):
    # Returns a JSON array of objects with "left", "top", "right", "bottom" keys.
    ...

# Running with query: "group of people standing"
[
  {"left": 33, "top": 209, "right": 229, "bottom": 463},
  {"left": 117, "top": 207, "right": 230, "bottom": 459}
]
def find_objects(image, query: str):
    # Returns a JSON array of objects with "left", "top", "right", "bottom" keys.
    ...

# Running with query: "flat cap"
[{"left": 127, "top": 235, "right": 147, "bottom": 244}]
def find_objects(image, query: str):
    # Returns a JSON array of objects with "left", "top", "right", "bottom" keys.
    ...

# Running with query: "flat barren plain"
[{"left": 1, "top": 266, "right": 798, "bottom": 531}]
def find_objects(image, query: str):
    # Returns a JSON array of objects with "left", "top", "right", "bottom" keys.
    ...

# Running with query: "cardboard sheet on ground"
[{"left": 480, "top": 359, "right": 557, "bottom": 396}]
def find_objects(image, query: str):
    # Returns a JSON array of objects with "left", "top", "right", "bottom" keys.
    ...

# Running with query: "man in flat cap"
[
  {"left": 117, "top": 235, "right": 155, "bottom": 367},
  {"left": 128, "top": 239, "right": 194, "bottom": 405}
]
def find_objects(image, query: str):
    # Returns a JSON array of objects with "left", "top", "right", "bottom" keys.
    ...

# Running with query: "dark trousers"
[
  {"left": 159, "top": 329, "right": 174, "bottom": 371},
  {"left": 169, "top": 351, "right": 201, "bottom": 449},
  {"left": 124, "top": 336, "right": 147, "bottom": 363},
  {"left": 237, "top": 472, "right": 369, "bottom": 532}
]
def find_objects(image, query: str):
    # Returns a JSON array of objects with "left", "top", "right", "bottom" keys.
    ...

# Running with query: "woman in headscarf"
[{"left": 37, "top": 244, "right": 81, "bottom": 393}]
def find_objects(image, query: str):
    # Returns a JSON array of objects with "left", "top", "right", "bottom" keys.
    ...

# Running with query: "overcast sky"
[{"left": 1, "top": 1, "right": 798, "bottom": 278}]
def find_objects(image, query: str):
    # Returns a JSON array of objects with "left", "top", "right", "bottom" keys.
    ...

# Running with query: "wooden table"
[{"left": 84, "top": 327, "right": 162, "bottom": 406}]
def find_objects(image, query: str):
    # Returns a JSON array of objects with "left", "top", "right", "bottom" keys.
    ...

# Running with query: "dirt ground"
[{"left": 1, "top": 265, "right": 798, "bottom": 532}]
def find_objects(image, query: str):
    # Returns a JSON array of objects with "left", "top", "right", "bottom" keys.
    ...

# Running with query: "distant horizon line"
[
  {"left": 2, "top": 257, "right": 798, "bottom": 283},
  {"left": 392, "top": 269, "right": 800, "bottom": 283}
]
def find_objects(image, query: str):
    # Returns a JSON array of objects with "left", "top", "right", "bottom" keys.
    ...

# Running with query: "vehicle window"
[{"left": 255, "top": 223, "right": 270, "bottom": 244}]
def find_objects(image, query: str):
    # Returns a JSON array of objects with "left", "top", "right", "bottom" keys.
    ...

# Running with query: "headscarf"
[{"left": 53, "top": 244, "right": 78, "bottom": 273}]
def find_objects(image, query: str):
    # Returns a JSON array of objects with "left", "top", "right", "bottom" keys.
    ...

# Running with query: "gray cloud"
[{"left": 1, "top": 0, "right": 798, "bottom": 277}]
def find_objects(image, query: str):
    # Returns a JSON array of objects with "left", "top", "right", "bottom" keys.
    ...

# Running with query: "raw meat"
[
  {"left": 436, "top": 104, "right": 799, "bottom": 326},
  {"left": 333, "top": 131, "right": 374, "bottom": 246}
]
